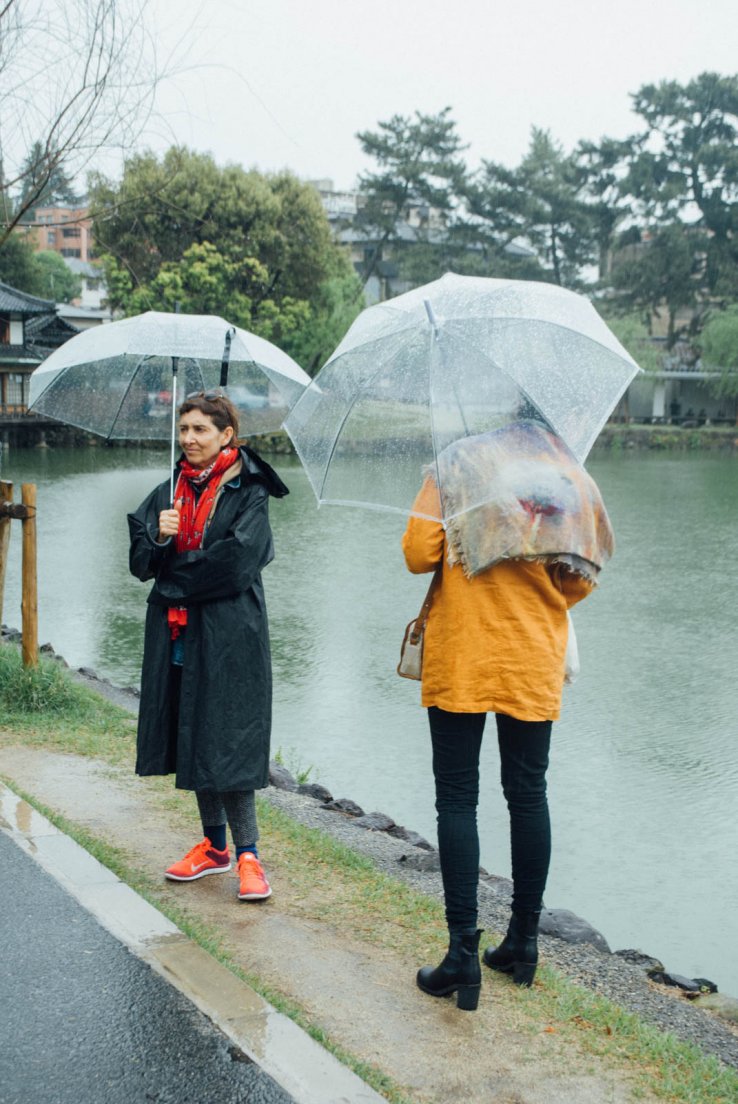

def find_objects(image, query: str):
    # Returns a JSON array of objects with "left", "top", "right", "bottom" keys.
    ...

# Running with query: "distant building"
[
  {"left": 619, "top": 343, "right": 735, "bottom": 426},
  {"left": 56, "top": 301, "right": 112, "bottom": 330},
  {"left": 16, "top": 203, "right": 112, "bottom": 316},
  {"left": 309, "top": 179, "right": 536, "bottom": 304},
  {"left": 0, "top": 282, "right": 78, "bottom": 415},
  {"left": 26, "top": 204, "right": 95, "bottom": 263},
  {"left": 63, "top": 258, "right": 108, "bottom": 312}
]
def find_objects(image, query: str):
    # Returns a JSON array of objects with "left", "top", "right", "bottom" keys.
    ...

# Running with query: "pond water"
[{"left": 2, "top": 444, "right": 737, "bottom": 995}]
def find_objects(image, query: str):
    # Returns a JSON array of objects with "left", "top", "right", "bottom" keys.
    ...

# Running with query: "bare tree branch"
[{"left": 0, "top": 0, "right": 161, "bottom": 245}]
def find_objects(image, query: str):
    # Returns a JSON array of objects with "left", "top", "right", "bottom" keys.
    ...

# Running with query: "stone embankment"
[
  {"left": 5, "top": 421, "right": 738, "bottom": 454},
  {"left": 593, "top": 423, "right": 738, "bottom": 452},
  {"left": 5, "top": 624, "right": 738, "bottom": 1070}
]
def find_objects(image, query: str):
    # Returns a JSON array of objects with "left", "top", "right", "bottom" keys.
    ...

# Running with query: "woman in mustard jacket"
[{"left": 402, "top": 424, "right": 611, "bottom": 1011}]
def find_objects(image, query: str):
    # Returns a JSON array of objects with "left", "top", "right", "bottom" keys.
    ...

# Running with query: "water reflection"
[{"left": 1, "top": 445, "right": 737, "bottom": 993}]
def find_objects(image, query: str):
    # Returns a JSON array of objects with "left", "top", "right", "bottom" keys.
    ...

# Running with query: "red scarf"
[{"left": 167, "top": 446, "right": 239, "bottom": 638}]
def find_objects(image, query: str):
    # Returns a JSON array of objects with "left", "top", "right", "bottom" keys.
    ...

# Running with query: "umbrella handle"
[{"left": 170, "top": 359, "right": 179, "bottom": 504}]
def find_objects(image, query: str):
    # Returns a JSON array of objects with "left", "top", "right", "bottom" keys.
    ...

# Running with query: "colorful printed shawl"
[{"left": 436, "top": 422, "right": 614, "bottom": 580}]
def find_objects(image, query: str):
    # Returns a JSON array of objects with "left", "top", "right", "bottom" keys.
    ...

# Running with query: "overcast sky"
[{"left": 144, "top": 0, "right": 737, "bottom": 189}]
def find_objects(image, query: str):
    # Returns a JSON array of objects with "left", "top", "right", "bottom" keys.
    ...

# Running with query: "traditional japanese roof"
[
  {"left": 0, "top": 343, "right": 42, "bottom": 366},
  {"left": 0, "top": 281, "right": 55, "bottom": 314},
  {"left": 25, "top": 312, "right": 80, "bottom": 343}
]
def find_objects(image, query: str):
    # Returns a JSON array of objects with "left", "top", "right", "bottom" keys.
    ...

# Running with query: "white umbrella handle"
[{"left": 169, "top": 359, "right": 179, "bottom": 504}]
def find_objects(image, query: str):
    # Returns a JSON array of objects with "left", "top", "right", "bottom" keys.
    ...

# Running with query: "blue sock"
[
  {"left": 203, "top": 824, "right": 227, "bottom": 852},
  {"left": 236, "top": 844, "right": 258, "bottom": 859}
]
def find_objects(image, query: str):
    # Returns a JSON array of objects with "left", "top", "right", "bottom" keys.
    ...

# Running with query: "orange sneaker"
[
  {"left": 165, "top": 838, "right": 231, "bottom": 881},
  {"left": 237, "top": 852, "right": 272, "bottom": 900}
]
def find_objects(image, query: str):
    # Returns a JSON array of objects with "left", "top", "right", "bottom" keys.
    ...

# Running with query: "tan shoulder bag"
[{"left": 397, "top": 568, "right": 441, "bottom": 681}]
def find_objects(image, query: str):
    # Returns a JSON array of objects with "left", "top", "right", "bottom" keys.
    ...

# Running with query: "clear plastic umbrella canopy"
[
  {"left": 29, "top": 310, "right": 309, "bottom": 440},
  {"left": 284, "top": 274, "right": 641, "bottom": 521}
]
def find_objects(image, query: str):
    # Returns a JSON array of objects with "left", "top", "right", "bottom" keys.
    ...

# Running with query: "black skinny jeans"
[{"left": 428, "top": 706, "right": 552, "bottom": 931}]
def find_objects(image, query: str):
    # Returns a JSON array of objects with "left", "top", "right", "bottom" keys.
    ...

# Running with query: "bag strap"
[{"left": 408, "top": 565, "right": 442, "bottom": 644}]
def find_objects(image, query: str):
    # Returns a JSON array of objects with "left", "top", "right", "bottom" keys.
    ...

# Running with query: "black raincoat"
[{"left": 128, "top": 446, "right": 288, "bottom": 792}]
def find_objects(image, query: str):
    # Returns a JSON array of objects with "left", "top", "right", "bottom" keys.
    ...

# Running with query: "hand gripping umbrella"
[
  {"left": 29, "top": 310, "right": 310, "bottom": 500},
  {"left": 284, "top": 273, "right": 641, "bottom": 522}
]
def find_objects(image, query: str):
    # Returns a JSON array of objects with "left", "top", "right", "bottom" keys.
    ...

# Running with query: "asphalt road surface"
[{"left": 0, "top": 831, "right": 294, "bottom": 1104}]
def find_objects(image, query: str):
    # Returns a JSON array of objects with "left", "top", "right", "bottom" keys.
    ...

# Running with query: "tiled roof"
[
  {"left": 0, "top": 344, "right": 42, "bottom": 365},
  {"left": 25, "top": 312, "right": 80, "bottom": 338},
  {"left": 0, "top": 282, "right": 55, "bottom": 314}
]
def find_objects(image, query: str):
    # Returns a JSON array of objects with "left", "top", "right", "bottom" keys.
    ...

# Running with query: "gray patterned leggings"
[{"left": 195, "top": 790, "right": 259, "bottom": 850}]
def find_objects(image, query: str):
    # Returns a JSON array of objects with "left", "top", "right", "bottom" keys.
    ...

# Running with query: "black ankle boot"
[
  {"left": 483, "top": 910, "right": 540, "bottom": 987},
  {"left": 417, "top": 928, "right": 483, "bottom": 1011}
]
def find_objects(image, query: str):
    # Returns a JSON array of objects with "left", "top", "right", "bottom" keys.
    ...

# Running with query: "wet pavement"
[
  {"left": 0, "top": 783, "right": 384, "bottom": 1104},
  {"left": 0, "top": 830, "right": 293, "bottom": 1104}
]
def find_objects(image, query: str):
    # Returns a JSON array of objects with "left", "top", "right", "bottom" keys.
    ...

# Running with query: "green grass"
[
  {"left": 530, "top": 966, "right": 738, "bottom": 1104},
  {"left": 0, "top": 644, "right": 135, "bottom": 760},
  {"left": 272, "top": 746, "right": 314, "bottom": 784}
]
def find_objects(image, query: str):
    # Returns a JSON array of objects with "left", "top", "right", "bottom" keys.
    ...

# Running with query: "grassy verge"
[
  {"left": 0, "top": 645, "right": 135, "bottom": 761},
  {"left": 2, "top": 648, "right": 737, "bottom": 1103}
]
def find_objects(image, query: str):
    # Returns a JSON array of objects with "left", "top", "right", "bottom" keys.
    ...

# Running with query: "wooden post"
[
  {"left": 0, "top": 480, "right": 11, "bottom": 629},
  {"left": 21, "top": 483, "right": 38, "bottom": 668}
]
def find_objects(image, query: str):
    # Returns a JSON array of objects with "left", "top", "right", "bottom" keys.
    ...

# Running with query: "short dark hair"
[{"left": 179, "top": 392, "right": 240, "bottom": 438}]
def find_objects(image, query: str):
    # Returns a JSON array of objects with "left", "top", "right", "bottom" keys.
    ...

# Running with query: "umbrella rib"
[
  {"left": 107, "top": 353, "right": 154, "bottom": 438},
  {"left": 443, "top": 321, "right": 639, "bottom": 462},
  {"left": 427, "top": 327, "right": 443, "bottom": 505},
  {"left": 443, "top": 314, "right": 638, "bottom": 370},
  {"left": 29, "top": 361, "right": 73, "bottom": 409},
  {"left": 317, "top": 339, "right": 416, "bottom": 501}
]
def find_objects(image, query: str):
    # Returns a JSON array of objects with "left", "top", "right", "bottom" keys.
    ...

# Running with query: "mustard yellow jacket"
[{"left": 401, "top": 477, "right": 593, "bottom": 721}]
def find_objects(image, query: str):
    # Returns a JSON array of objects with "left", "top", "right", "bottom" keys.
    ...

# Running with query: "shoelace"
[
  {"left": 239, "top": 854, "right": 264, "bottom": 879},
  {"left": 183, "top": 840, "right": 211, "bottom": 862}
]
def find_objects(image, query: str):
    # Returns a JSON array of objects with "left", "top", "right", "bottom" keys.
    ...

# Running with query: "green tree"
[
  {"left": 623, "top": 72, "right": 738, "bottom": 297},
  {"left": 355, "top": 108, "right": 468, "bottom": 288},
  {"left": 471, "top": 129, "right": 596, "bottom": 287},
  {"left": 0, "top": 235, "right": 44, "bottom": 294},
  {"left": 105, "top": 239, "right": 310, "bottom": 342},
  {"left": 600, "top": 311, "right": 664, "bottom": 372},
  {"left": 285, "top": 269, "right": 364, "bottom": 374},
  {"left": 575, "top": 137, "right": 635, "bottom": 280},
  {"left": 33, "top": 251, "right": 82, "bottom": 302},
  {"left": 91, "top": 149, "right": 343, "bottom": 305},
  {"left": 701, "top": 305, "right": 738, "bottom": 398},
  {"left": 92, "top": 148, "right": 358, "bottom": 370},
  {"left": 610, "top": 223, "right": 704, "bottom": 347},
  {"left": 17, "top": 142, "right": 79, "bottom": 220},
  {"left": 0, "top": 238, "right": 82, "bottom": 301}
]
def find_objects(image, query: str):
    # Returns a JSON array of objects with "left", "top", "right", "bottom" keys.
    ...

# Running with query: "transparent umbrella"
[
  {"left": 29, "top": 310, "right": 310, "bottom": 497},
  {"left": 284, "top": 273, "right": 641, "bottom": 521}
]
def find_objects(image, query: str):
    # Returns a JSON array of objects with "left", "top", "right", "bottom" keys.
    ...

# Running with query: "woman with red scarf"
[{"left": 128, "top": 391, "right": 288, "bottom": 902}]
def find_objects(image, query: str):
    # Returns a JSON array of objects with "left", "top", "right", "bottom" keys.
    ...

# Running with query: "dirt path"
[{"left": 0, "top": 744, "right": 665, "bottom": 1104}]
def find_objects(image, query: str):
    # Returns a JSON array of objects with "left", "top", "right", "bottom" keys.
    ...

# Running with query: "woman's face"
[{"left": 179, "top": 409, "right": 234, "bottom": 469}]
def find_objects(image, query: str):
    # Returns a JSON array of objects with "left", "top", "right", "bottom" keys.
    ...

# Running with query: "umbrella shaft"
[{"left": 170, "top": 360, "right": 179, "bottom": 504}]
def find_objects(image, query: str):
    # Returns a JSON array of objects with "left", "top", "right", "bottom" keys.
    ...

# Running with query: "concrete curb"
[{"left": 0, "top": 780, "right": 384, "bottom": 1104}]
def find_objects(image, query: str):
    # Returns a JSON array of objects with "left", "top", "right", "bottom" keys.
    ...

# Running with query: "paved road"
[{"left": 0, "top": 830, "right": 294, "bottom": 1104}]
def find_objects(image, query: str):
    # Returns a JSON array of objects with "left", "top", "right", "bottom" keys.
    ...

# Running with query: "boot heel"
[
  {"left": 456, "top": 984, "right": 481, "bottom": 1011},
  {"left": 512, "top": 961, "right": 536, "bottom": 987}
]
